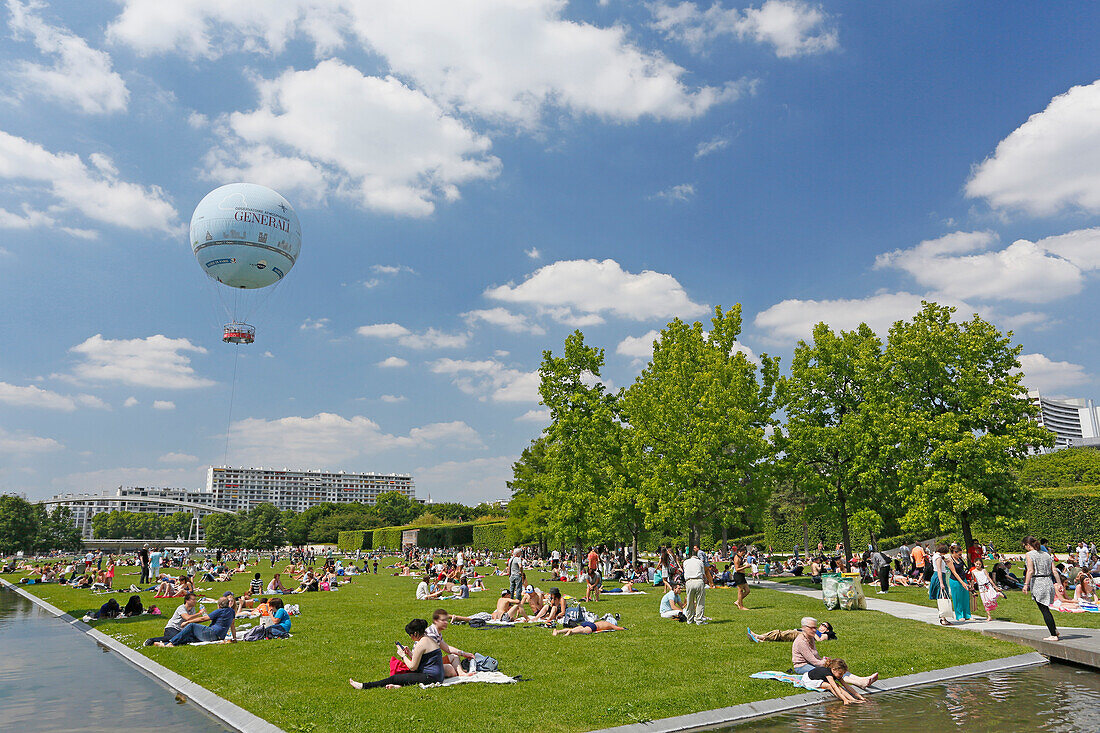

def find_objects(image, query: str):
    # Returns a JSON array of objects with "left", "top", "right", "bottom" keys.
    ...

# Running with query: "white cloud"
[
  {"left": 51, "top": 466, "right": 206, "bottom": 492},
  {"left": 152, "top": 400, "right": 175, "bottom": 410},
  {"left": 379, "top": 394, "right": 406, "bottom": 403},
  {"left": 515, "top": 408, "right": 551, "bottom": 423},
  {"left": 7, "top": 0, "right": 129, "bottom": 114},
  {"left": 108, "top": 0, "right": 742, "bottom": 127},
  {"left": 69, "top": 334, "right": 214, "bottom": 389},
  {"left": 300, "top": 317, "right": 330, "bottom": 331},
  {"left": 377, "top": 356, "right": 409, "bottom": 368},
  {"left": 0, "top": 426, "right": 62, "bottom": 453},
  {"left": 123, "top": 396, "right": 139, "bottom": 407},
  {"left": 1036, "top": 227, "right": 1100, "bottom": 271},
  {"left": 538, "top": 307, "right": 606, "bottom": 327},
  {"left": 372, "top": 264, "right": 415, "bottom": 276},
  {"left": 158, "top": 452, "right": 197, "bottom": 464},
  {"left": 617, "top": 330, "right": 661, "bottom": 359},
  {"left": 413, "top": 455, "right": 516, "bottom": 504},
  {"left": 967, "top": 80, "right": 1100, "bottom": 216},
  {"left": 487, "top": 259, "right": 707, "bottom": 322},
  {"left": 462, "top": 307, "right": 545, "bottom": 335},
  {"left": 0, "top": 381, "right": 107, "bottom": 411},
  {"left": 874, "top": 231, "right": 1084, "bottom": 304},
  {"left": 229, "top": 412, "right": 482, "bottom": 466},
  {"left": 651, "top": 0, "right": 839, "bottom": 57},
  {"left": 493, "top": 350, "right": 510, "bottom": 358},
  {"left": 695, "top": 136, "right": 730, "bottom": 158},
  {"left": 651, "top": 183, "right": 695, "bottom": 202},
  {"left": 262, "top": 351, "right": 275, "bottom": 358},
  {"left": 0, "top": 130, "right": 178, "bottom": 234},
  {"left": 1019, "top": 353, "right": 1091, "bottom": 393},
  {"left": 525, "top": 247, "right": 541, "bottom": 260},
  {"left": 358, "top": 322, "right": 469, "bottom": 349},
  {"left": 430, "top": 358, "right": 541, "bottom": 403},
  {"left": 206, "top": 60, "right": 501, "bottom": 217}
]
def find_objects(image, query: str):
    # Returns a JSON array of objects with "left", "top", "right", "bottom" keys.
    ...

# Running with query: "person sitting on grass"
[
  {"left": 809, "top": 659, "right": 866, "bottom": 705},
  {"left": 1074, "top": 572, "right": 1098, "bottom": 604},
  {"left": 155, "top": 596, "right": 237, "bottom": 647},
  {"left": 266, "top": 573, "right": 287, "bottom": 594},
  {"left": 428, "top": 609, "right": 477, "bottom": 678},
  {"left": 249, "top": 572, "right": 263, "bottom": 596},
  {"left": 660, "top": 583, "right": 685, "bottom": 619},
  {"left": 552, "top": 619, "right": 626, "bottom": 636},
  {"left": 533, "top": 587, "right": 567, "bottom": 623},
  {"left": 144, "top": 593, "right": 204, "bottom": 646},
  {"left": 584, "top": 568, "right": 602, "bottom": 602},
  {"left": 457, "top": 576, "right": 470, "bottom": 599},
  {"left": 266, "top": 598, "right": 292, "bottom": 638},
  {"left": 292, "top": 571, "right": 319, "bottom": 593},
  {"left": 348, "top": 618, "right": 445, "bottom": 689},
  {"left": 748, "top": 620, "right": 836, "bottom": 643},
  {"left": 492, "top": 590, "right": 530, "bottom": 621},
  {"left": 417, "top": 575, "right": 446, "bottom": 600},
  {"left": 521, "top": 585, "right": 543, "bottom": 615},
  {"left": 792, "top": 617, "right": 878, "bottom": 688}
]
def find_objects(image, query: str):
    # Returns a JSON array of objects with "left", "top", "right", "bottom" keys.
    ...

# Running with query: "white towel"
[{"left": 420, "top": 671, "right": 516, "bottom": 687}]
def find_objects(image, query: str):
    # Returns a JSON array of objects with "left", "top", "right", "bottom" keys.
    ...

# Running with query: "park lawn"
[
  {"left": 3, "top": 560, "right": 1028, "bottom": 733},
  {"left": 768, "top": 575, "right": 1100, "bottom": 629}
]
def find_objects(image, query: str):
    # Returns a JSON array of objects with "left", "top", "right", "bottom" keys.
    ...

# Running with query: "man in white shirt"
[
  {"left": 1078, "top": 542, "right": 1090, "bottom": 569},
  {"left": 683, "top": 552, "right": 708, "bottom": 624}
]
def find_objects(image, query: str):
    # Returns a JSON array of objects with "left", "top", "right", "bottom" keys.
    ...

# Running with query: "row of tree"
[
  {"left": 92, "top": 510, "right": 195, "bottom": 540},
  {"left": 508, "top": 302, "right": 1052, "bottom": 556},
  {"left": 0, "top": 496, "right": 84, "bottom": 555}
]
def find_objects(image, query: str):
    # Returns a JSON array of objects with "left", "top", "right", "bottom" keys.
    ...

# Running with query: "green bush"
[
  {"left": 415, "top": 522, "right": 476, "bottom": 548},
  {"left": 1019, "top": 449, "right": 1100, "bottom": 488},
  {"left": 472, "top": 522, "right": 509, "bottom": 552},
  {"left": 372, "top": 527, "right": 404, "bottom": 550},
  {"left": 337, "top": 530, "right": 372, "bottom": 552},
  {"left": 969, "top": 486, "right": 1100, "bottom": 551}
]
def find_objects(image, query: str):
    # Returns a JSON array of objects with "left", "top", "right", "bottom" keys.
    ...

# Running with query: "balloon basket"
[{"left": 223, "top": 323, "right": 256, "bottom": 344}]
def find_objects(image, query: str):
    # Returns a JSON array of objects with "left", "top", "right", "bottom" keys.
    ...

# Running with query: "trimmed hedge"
[
  {"left": 969, "top": 486, "right": 1100, "bottom": 551},
  {"left": 1019, "top": 449, "right": 1100, "bottom": 488},
  {"left": 372, "top": 527, "right": 404, "bottom": 550},
  {"left": 414, "top": 522, "right": 476, "bottom": 548},
  {"left": 472, "top": 522, "right": 509, "bottom": 552},
  {"left": 337, "top": 530, "right": 372, "bottom": 552}
]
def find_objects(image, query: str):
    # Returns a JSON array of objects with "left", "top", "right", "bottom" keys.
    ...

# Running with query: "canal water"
[
  {"left": 0, "top": 589, "right": 228, "bottom": 732},
  {"left": 719, "top": 663, "right": 1100, "bottom": 732}
]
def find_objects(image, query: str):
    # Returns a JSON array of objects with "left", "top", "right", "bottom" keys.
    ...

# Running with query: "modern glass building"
[{"left": 1028, "top": 390, "right": 1100, "bottom": 452}]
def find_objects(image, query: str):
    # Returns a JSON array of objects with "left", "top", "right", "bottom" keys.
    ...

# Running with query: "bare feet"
[
  {"left": 735, "top": 603, "right": 746, "bottom": 611},
  {"left": 867, "top": 673, "right": 878, "bottom": 686},
  {"left": 1043, "top": 635, "right": 1060, "bottom": 642},
  {"left": 384, "top": 684, "right": 400, "bottom": 689},
  {"left": 349, "top": 679, "right": 364, "bottom": 690}
]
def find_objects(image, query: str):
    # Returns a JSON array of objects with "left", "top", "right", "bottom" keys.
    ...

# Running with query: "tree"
[
  {"left": 243, "top": 503, "right": 286, "bottom": 550},
  {"left": 779, "top": 321, "right": 890, "bottom": 557},
  {"left": 507, "top": 436, "right": 556, "bottom": 553},
  {"left": 162, "top": 512, "right": 193, "bottom": 540},
  {"left": 286, "top": 503, "right": 337, "bottom": 545},
  {"left": 375, "top": 491, "right": 423, "bottom": 526},
  {"left": 37, "top": 506, "right": 84, "bottom": 552},
  {"left": 622, "top": 306, "right": 779, "bottom": 547},
  {"left": 882, "top": 302, "right": 1055, "bottom": 547},
  {"left": 0, "top": 495, "right": 41, "bottom": 555},
  {"left": 203, "top": 512, "right": 244, "bottom": 549}
]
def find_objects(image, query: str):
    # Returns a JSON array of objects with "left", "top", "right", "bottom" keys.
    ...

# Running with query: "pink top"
[{"left": 792, "top": 634, "right": 826, "bottom": 667}]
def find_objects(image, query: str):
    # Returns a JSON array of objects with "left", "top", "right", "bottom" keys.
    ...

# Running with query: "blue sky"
[{"left": 2, "top": 1, "right": 1099, "bottom": 503}]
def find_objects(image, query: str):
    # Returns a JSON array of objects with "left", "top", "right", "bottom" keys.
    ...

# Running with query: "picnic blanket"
[
  {"left": 750, "top": 671, "right": 822, "bottom": 690},
  {"left": 1052, "top": 601, "right": 1100, "bottom": 613},
  {"left": 419, "top": 671, "right": 517, "bottom": 688},
  {"left": 602, "top": 589, "right": 647, "bottom": 595}
]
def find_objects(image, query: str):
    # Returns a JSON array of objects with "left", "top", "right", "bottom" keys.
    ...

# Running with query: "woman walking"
[
  {"left": 732, "top": 550, "right": 751, "bottom": 610},
  {"left": 1023, "top": 536, "right": 1061, "bottom": 642},
  {"left": 928, "top": 544, "right": 953, "bottom": 625},
  {"left": 947, "top": 545, "right": 972, "bottom": 622}
]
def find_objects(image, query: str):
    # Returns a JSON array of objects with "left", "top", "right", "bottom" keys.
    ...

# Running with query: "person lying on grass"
[
  {"left": 492, "top": 590, "right": 530, "bottom": 621},
  {"left": 748, "top": 620, "right": 835, "bottom": 643},
  {"left": 792, "top": 617, "right": 877, "bottom": 688},
  {"left": 552, "top": 619, "right": 626, "bottom": 636},
  {"left": 349, "top": 618, "right": 446, "bottom": 689},
  {"left": 154, "top": 595, "right": 237, "bottom": 647},
  {"left": 809, "top": 659, "right": 866, "bottom": 705},
  {"left": 429, "top": 609, "right": 478, "bottom": 678}
]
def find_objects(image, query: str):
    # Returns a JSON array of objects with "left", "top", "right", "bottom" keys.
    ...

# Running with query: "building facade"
[
  {"left": 46, "top": 486, "right": 216, "bottom": 539},
  {"left": 207, "top": 466, "right": 417, "bottom": 512},
  {"left": 1029, "top": 390, "right": 1100, "bottom": 452}
]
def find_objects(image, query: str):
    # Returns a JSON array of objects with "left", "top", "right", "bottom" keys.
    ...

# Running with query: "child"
[
  {"left": 808, "top": 659, "right": 865, "bottom": 705},
  {"left": 250, "top": 572, "right": 263, "bottom": 596},
  {"left": 971, "top": 559, "right": 1004, "bottom": 622}
]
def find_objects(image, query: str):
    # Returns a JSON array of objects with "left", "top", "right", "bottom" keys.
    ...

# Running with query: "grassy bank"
[{"left": 2, "top": 560, "right": 1026, "bottom": 733}]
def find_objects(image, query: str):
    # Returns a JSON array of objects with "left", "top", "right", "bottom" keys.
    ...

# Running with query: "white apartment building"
[
  {"left": 207, "top": 466, "right": 417, "bottom": 512},
  {"left": 1029, "top": 390, "right": 1100, "bottom": 452},
  {"left": 46, "top": 486, "right": 216, "bottom": 539}
]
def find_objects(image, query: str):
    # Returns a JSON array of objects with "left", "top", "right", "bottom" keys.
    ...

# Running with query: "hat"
[
  {"left": 524, "top": 585, "right": 534, "bottom": 594},
  {"left": 500, "top": 589, "right": 510, "bottom": 596}
]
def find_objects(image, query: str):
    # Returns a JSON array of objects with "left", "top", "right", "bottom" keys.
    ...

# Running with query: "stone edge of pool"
[
  {"left": 0, "top": 579, "right": 284, "bottom": 733},
  {"left": 589, "top": 650, "right": 1048, "bottom": 733}
]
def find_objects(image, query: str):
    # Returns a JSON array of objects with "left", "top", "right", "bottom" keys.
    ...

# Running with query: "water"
[
  {"left": 718, "top": 664, "right": 1100, "bottom": 732},
  {"left": 0, "top": 589, "right": 228, "bottom": 732}
]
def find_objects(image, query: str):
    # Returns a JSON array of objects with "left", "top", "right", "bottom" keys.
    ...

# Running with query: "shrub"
[
  {"left": 472, "top": 522, "right": 509, "bottom": 552},
  {"left": 372, "top": 527, "right": 404, "bottom": 550},
  {"left": 415, "top": 522, "right": 476, "bottom": 548},
  {"left": 969, "top": 486, "right": 1100, "bottom": 551},
  {"left": 337, "top": 530, "right": 372, "bottom": 552},
  {"left": 1019, "top": 449, "right": 1100, "bottom": 488}
]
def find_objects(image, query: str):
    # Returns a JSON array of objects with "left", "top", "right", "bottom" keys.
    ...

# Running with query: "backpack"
[
  {"left": 242, "top": 625, "right": 267, "bottom": 642},
  {"left": 562, "top": 605, "right": 586, "bottom": 628},
  {"left": 473, "top": 653, "right": 499, "bottom": 672}
]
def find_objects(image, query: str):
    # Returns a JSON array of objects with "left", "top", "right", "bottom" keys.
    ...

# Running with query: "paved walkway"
[{"left": 758, "top": 579, "right": 1100, "bottom": 669}]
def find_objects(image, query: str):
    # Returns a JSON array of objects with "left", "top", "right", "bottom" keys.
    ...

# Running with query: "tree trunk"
[
  {"left": 722, "top": 526, "right": 729, "bottom": 555},
  {"left": 959, "top": 514, "right": 974, "bottom": 552},
  {"left": 631, "top": 524, "right": 639, "bottom": 562},
  {"left": 802, "top": 518, "right": 809, "bottom": 560},
  {"left": 838, "top": 478, "right": 852, "bottom": 571}
]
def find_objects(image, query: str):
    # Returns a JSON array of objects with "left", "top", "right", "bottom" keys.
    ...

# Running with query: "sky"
[{"left": 1, "top": 1, "right": 1099, "bottom": 504}]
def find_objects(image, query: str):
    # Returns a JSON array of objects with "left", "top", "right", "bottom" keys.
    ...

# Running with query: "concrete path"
[{"left": 757, "top": 579, "right": 1100, "bottom": 669}]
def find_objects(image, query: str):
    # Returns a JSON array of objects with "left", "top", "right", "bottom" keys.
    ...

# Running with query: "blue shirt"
[
  {"left": 273, "top": 608, "right": 291, "bottom": 633},
  {"left": 659, "top": 591, "right": 681, "bottom": 614},
  {"left": 207, "top": 607, "right": 236, "bottom": 635}
]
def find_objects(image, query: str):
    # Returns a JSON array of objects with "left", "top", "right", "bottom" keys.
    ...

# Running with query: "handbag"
[{"left": 389, "top": 656, "right": 411, "bottom": 675}]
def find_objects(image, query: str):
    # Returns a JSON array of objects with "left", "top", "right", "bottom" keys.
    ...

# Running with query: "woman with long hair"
[
  {"left": 732, "top": 550, "right": 751, "bottom": 611},
  {"left": 947, "top": 546, "right": 972, "bottom": 622},
  {"left": 928, "top": 544, "right": 953, "bottom": 626},
  {"left": 349, "top": 619, "right": 446, "bottom": 689},
  {"left": 1023, "top": 535, "right": 1060, "bottom": 641}
]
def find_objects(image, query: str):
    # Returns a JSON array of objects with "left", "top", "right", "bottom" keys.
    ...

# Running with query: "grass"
[{"left": 2, "top": 559, "right": 1029, "bottom": 733}]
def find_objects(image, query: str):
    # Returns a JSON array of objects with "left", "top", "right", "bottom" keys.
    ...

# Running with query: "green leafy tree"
[
  {"left": 0, "top": 495, "right": 41, "bottom": 554},
  {"left": 507, "top": 436, "right": 556, "bottom": 553},
  {"left": 285, "top": 503, "right": 337, "bottom": 545},
  {"left": 162, "top": 512, "right": 194, "bottom": 540},
  {"left": 243, "top": 503, "right": 286, "bottom": 550},
  {"left": 622, "top": 306, "right": 779, "bottom": 547},
  {"left": 203, "top": 512, "right": 244, "bottom": 548},
  {"left": 779, "top": 321, "right": 890, "bottom": 556},
  {"left": 882, "top": 302, "right": 1055, "bottom": 547},
  {"left": 375, "top": 491, "right": 423, "bottom": 526},
  {"left": 308, "top": 508, "right": 384, "bottom": 543},
  {"left": 36, "top": 506, "right": 84, "bottom": 552}
]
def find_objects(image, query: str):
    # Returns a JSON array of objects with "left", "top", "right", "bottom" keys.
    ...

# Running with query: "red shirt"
[{"left": 587, "top": 551, "right": 598, "bottom": 571}]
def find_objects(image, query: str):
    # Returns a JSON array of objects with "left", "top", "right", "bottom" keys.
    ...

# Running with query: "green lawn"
[{"left": 2, "top": 559, "right": 1028, "bottom": 733}]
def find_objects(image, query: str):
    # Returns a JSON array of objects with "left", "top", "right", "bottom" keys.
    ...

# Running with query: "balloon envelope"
[{"left": 190, "top": 183, "right": 301, "bottom": 289}]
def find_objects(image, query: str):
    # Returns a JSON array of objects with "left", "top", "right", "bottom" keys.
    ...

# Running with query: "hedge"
[
  {"left": 472, "top": 522, "right": 509, "bottom": 552},
  {"left": 1018, "top": 449, "right": 1100, "bottom": 488},
  {"left": 967, "top": 486, "right": 1100, "bottom": 551},
  {"left": 372, "top": 527, "right": 404, "bottom": 550},
  {"left": 337, "top": 530, "right": 372, "bottom": 552}
]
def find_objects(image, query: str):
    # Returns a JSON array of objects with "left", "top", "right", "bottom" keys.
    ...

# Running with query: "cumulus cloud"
[
  {"left": 525, "top": 247, "right": 541, "bottom": 259},
  {"left": 430, "top": 358, "right": 541, "bottom": 403},
  {"left": 206, "top": 60, "right": 501, "bottom": 217},
  {"left": 7, "top": 0, "right": 129, "bottom": 114},
  {"left": 617, "top": 330, "right": 661, "bottom": 359},
  {"left": 108, "top": 0, "right": 741, "bottom": 128},
  {"left": 377, "top": 356, "right": 408, "bottom": 368},
  {"left": 0, "top": 426, "right": 62, "bottom": 453},
  {"left": 1019, "top": 353, "right": 1091, "bottom": 393},
  {"left": 1036, "top": 227, "right": 1100, "bottom": 271},
  {"left": 152, "top": 400, "right": 175, "bottom": 410},
  {"left": 695, "top": 136, "right": 730, "bottom": 158},
  {"left": 0, "top": 381, "right": 107, "bottom": 411},
  {"left": 158, "top": 452, "right": 198, "bottom": 464},
  {"left": 413, "top": 455, "right": 516, "bottom": 504},
  {"left": 967, "top": 80, "right": 1100, "bottom": 216},
  {"left": 123, "top": 396, "right": 139, "bottom": 407},
  {"left": 651, "top": 0, "right": 839, "bottom": 57},
  {"left": 515, "top": 408, "right": 551, "bottom": 423},
  {"left": 0, "top": 130, "right": 179, "bottom": 235},
  {"left": 486, "top": 259, "right": 708, "bottom": 322},
  {"left": 358, "top": 322, "right": 469, "bottom": 349},
  {"left": 300, "top": 317, "right": 330, "bottom": 331},
  {"left": 874, "top": 230, "right": 1084, "bottom": 304},
  {"left": 68, "top": 334, "right": 214, "bottom": 389},
  {"left": 379, "top": 394, "right": 406, "bottom": 403},
  {"left": 462, "top": 307, "right": 545, "bottom": 335},
  {"left": 229, "top": 412, "right": 482, "bottom": 466},
  {"left": 364, "top": 264, "right": 415, "bottom": 288},
  {"left": 651, "top": 183, "right": 695, "bottom": 202}
]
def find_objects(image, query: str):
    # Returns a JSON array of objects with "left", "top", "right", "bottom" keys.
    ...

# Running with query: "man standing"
[
  {"left": 682, "top": 551, "right": 708, "bottom": 624},
  {"left": 138, "top": 544, "right": 151, "bottom": 584},
  {"left": 587, "top": 546, "right": 599, "bottom": 578},
  {"left": 869, "top": 546, "right": 890, "bottom": 594},
  {"left": 508, "top": 548, "right": 525, "bottom": 600},
  {"left": 150, "top": 547, "right": 162, "bottom": 580},
  {"left": 911, "top": 542, "right": 927, "bottom": 582},
  {"left": 1078, "top": 541, "right": 1090, "bottom": 569}
]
